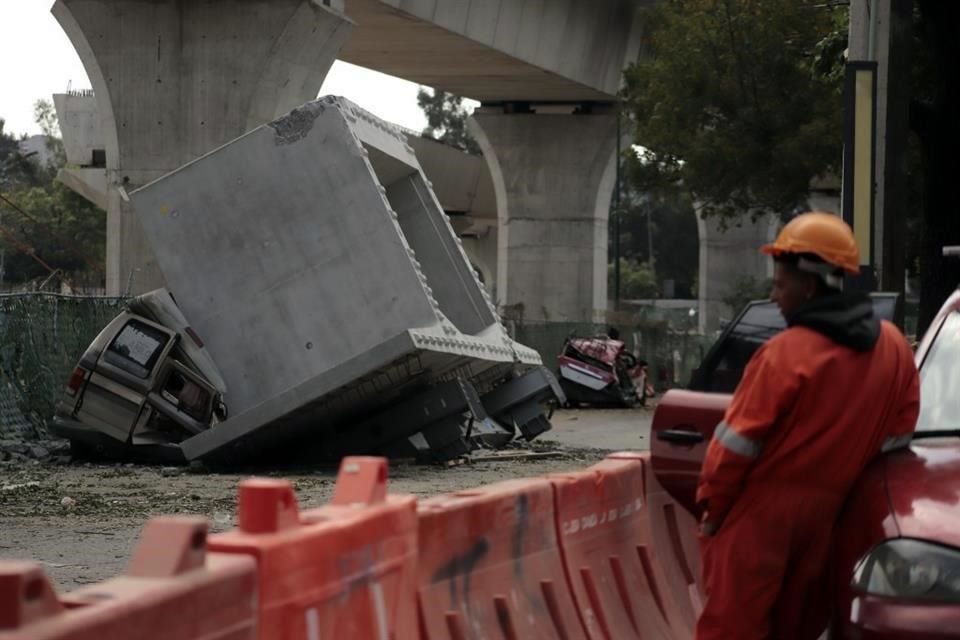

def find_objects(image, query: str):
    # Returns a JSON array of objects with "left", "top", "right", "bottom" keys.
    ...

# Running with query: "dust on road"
[{"left": 0, "top": 407, "right": 653, "bottom": 590}]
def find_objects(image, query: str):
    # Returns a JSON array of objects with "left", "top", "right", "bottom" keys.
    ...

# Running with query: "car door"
[{"left": 653, "top": 293, "right": 903, "bottom": 515}]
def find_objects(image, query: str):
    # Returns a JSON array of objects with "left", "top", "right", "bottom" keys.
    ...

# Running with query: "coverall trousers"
[{"left": 696, "top": 486, "right": 841, "bottom": 640}]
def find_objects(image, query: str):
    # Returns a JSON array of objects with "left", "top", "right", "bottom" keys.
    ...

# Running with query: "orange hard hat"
[{"left": 761, "top": 212, "right": 860, "bottom": 274}]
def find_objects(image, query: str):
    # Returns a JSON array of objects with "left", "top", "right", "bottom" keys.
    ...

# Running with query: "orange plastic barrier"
[
  {"left": 608, "top": 452, "right": 703, "bottom": 638},
  {"left": 0, "top": 516, "right": 257, "bottom": 640},
  {"left": 208, "top": 456, "right": 418, "bottom": 640},
  {"left": 549, "top": 458, "right": 677, "bottom": 639},
  {"left": 417, "top": 478, "right": 588, "bottom": 639}
]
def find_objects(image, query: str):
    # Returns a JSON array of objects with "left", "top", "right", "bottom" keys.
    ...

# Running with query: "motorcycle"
[{"left": 557, "top": 334, "right": 654, "bottom": 408}]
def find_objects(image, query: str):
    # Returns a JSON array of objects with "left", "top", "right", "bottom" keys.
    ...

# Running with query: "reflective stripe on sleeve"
[
  {"left": 714, "top": 421, "right": 763, "bottom": 459},
  {"left": 881, "top": 434, "right": 912, "bottom": 452}
]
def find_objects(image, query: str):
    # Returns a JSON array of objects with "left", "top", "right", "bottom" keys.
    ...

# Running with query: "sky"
[{"left": 0, "top": 1, "right": 439, "bottom": 138}]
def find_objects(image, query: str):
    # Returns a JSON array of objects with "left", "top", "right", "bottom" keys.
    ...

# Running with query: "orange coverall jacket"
[
  {"left": 697, "top": 319, "right": 919, "bottom": 523},
  {"left": 695, "top": 318, "right": 919, "bottom": 640}
]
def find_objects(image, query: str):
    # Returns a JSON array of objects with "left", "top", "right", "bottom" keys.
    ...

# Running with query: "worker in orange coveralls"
[{"left": 695, "top": 212, "right": 920, "bottom": 640}]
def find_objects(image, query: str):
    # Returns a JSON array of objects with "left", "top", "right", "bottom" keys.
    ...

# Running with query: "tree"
[
  {"left": 0, "top": 120, "right": 43, "bottom": 192},
  {"left": 616, "top": 152, "right": 701, "bottom": 298},
  {"left": 33, "top": 99, "right": 66, "bottom": 171},
  {"left": 416, "top": 88, "right": 481, "bottom": 155},
  {"left": 621, "top": 0, "right": 960, "bottom": 335},
  {"left": 609, "top": 258, "right": 659, "bottom": 299},
  {"left": 622, "top": 0, "right": 845, "bottom": 220},
  {"left": 0, "top": 105, "right": 106, "bottom": 288},
  {"left": 0, "top": 182, "right": 105, "bottom": 283}
]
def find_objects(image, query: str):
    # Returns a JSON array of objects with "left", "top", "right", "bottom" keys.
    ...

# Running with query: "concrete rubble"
[{"left": 54, "top": 97, "right": 564, "bottom": 465}]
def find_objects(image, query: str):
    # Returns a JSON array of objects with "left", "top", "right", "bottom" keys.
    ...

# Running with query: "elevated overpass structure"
[{"left": 52, "top": 0, "right": 650, "bottom": 353}]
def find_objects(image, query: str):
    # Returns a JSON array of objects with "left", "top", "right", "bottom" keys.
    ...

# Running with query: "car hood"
[{"left": 884, "top": 440, "right": 960, "bottom": 547}]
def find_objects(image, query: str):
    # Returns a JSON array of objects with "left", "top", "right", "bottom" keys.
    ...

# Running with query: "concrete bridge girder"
[
  {"left": 404, "top": 134, "right": 498, "bottom": 296},
  {"left": 53, "top": 0, "right": 354, "bottom": 295},
  {"left": 340, "top": 0, "right": 649, "bottom": 102}
]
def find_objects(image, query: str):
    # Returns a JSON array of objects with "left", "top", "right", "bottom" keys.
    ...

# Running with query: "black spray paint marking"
[
  {"left": 432, "top": 538, "right": 490, "bottom": 608},
  {"left": 511, "top": 493, "right": 529, "bottom": 580},
  {"left": 511, "top": 494, "right": 546, "bottom": 614}
]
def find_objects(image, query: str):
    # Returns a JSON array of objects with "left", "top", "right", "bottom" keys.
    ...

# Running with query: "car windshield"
[{"left": 917, "top": 309, "right": 960, "bottom": 432}]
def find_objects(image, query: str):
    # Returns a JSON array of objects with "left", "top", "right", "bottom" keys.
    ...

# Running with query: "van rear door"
[{"left": 75, "top": 316, "right": 176, "bottom": 443}]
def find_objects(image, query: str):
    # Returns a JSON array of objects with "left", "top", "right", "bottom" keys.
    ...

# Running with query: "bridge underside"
[{"left": 339, "top": 0, "right": 634, "bottom": 102}]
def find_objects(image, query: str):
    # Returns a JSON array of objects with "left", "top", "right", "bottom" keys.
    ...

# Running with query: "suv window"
[
  {"left": 917, "top": 310, "right": 960, "bottom": 432},
  {"left": 103, "top": 320, "right": 170, "bottom": 379},
  {"left": 690, "top": 294, "right": 901, "bottom": 393}
]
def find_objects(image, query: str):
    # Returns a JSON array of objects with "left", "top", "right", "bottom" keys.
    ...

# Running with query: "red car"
[{"left": 652, "top": 291, "right": 960, "bottom": 638}]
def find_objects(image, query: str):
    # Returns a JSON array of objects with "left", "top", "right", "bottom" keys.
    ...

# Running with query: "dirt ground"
[{"left": 0, "top": 407, "right": 652, "bottom": 591}]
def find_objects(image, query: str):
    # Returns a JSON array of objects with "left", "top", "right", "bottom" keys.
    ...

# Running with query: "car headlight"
[{"left": 854, "top": 539, "right": 960, "bottom": 602}]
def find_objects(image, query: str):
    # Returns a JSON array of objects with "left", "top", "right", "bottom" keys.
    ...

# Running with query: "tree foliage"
[
  {"left": 416, "top": 88, "right": 481, "bottom": 155},
  {"left": 0, "top": 110, "right": 105, "bottom": 289},
  {"left": 609, "top": 258, "right": 659, "bottom": 300},
  {"left": 33, "top": 99, "right": 66, "bottom": 170},
  {"left": 1, "top": 183, "right": 105, "bottom": 283},
  {"left": 620, "top": 0, "right": 960, "bottom": 334},
  {"left": 622, "top": 0, "right": 845, "bottom": 219},
  {"left": 0, "top": 120, "right": 44, "bottom": 192},
  {"left": 613, "top": 154, "right": 701, "bottom": 299}
]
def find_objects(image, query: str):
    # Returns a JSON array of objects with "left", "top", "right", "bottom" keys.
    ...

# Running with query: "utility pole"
[
  {"left": 613, "top": 109, "right": 622, "bottom": 307},
  {"left": 843, "top": 0, "right": 912, "bottom": 301}
]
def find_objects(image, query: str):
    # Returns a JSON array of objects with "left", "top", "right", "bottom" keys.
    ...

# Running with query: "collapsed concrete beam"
[{"left": 129, "top": 97, "right": 544, "bottom": 462}]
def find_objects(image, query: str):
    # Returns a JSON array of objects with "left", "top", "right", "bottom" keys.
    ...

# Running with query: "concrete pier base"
[{"left": 470, "top": 106, "right": 618, "bottom": 359}]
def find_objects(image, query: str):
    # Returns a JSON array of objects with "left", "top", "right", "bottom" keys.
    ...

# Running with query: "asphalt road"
[{"left": 540, "top": 406, "right": 654, "bottom": 452}]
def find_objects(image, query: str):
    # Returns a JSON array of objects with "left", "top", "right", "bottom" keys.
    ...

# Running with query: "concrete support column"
[
  {"left": 53, "top": 0, "right": 353, "bottom": 295},
  {"left": 697, "top": 214, "right": 779, "bottom": 334},
  {"left": 469, "top": 107, "right": 618, "bottom": 336}
]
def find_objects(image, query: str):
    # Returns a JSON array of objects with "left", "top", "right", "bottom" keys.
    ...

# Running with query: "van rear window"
[{"left": 104, "top": 320, "right": 170, "bottom": 379}]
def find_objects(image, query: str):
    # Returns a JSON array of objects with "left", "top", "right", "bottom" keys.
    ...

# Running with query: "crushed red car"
[
  {"left": 652, "top": 291, "right": 960, "bottom": 638},
  {"left": 558, "top": 334, "right": 653, "bottom": 408}
]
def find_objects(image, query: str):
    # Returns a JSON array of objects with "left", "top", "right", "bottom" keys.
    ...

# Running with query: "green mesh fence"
[{"left": 0, "top": 294, "right": 126, "bottom": 439}]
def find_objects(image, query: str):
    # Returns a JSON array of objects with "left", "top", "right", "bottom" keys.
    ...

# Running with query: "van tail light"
[{"left": 66, "top": 366, "right": 88, "bottom": 396}]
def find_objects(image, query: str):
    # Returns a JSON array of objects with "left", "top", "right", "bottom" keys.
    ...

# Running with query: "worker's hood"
[
  {"left": 787, "top": 292, "right": 880, "bottom": 351},
  {"left": 883, "top": 441, "right": 960, "bottom": 548}
]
